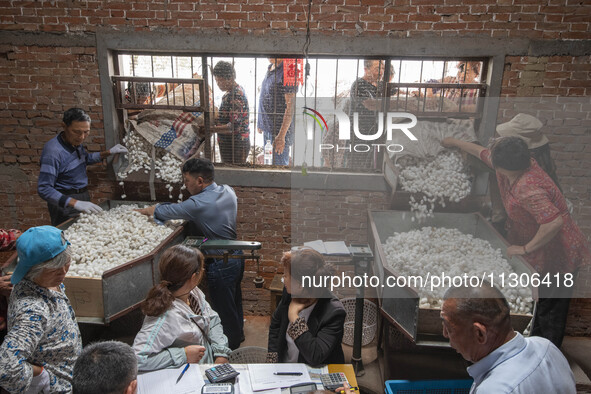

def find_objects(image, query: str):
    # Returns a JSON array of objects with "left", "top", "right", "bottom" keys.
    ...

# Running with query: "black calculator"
[
  {"left": 320, "top": 372, "right": 348, "bottom": 391},
  {"left": 205, "top": 363, "right": 240, "bottom": 383}
]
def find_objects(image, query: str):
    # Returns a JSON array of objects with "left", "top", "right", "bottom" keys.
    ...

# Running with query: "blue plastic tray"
[{"left": 385, "top": 379, "right": 473, "bottom": 394}]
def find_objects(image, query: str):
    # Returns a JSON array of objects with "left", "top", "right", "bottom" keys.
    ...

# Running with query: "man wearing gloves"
[{"left": 38, "top": 107, "right": 128, "bottom": 226}]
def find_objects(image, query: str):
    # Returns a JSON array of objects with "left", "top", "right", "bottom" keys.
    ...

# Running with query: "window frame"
[{"left": 97, "top": 32, "right": 505, "bottom": 192}]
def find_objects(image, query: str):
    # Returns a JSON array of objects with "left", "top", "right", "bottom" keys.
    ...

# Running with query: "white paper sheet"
[
  {"left": 247, "top": 364, "right": 312, "bottom": 392},
  {"left": 303, "top": 240, "right": 350, "bottom": 255},
  {"left": 138, "top": 364, "right": 205, "bottom": 394},
  {"left": 323, "top": 241, "right": 349, "bottom": 255},
  {"left": 306, "top": 366, "right": 329, "bottom": 387},
  {"left": 303, "top": 240, "right": 326, "bottom": 254}
]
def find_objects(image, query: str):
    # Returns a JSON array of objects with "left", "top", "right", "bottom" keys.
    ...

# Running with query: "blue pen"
[{"left": 176, "top": 363, "right": 190, "bottom": 384}]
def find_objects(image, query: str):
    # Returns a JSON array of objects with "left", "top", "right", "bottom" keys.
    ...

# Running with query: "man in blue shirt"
[
  {"left": 441, "top": 283, "right": 576, "bottom": 393},
  {"left": 38, "top": 108, "right": 128, "bottom": 226},
  {"left": 257, "top": 58, "right": 297, "bottom": 166},
  {"left": 137, "top": 158, "right": 244, "bottom": 349}
]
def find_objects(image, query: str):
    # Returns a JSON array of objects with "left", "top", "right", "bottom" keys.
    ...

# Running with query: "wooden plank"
[{"left": 63, "top": 276, "right": 104, "bottom": 318}]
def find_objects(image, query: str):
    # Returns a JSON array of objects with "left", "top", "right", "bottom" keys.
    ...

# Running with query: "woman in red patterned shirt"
[{"left": 441, "top": 136, "right": 591, "bottom": 347}]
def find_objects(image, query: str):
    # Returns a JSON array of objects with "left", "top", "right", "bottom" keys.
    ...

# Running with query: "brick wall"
[
  {"left": 0, "top": 0, "right": 590, "bottom": 330},
  {"left": 0, "top": 1, "right": 590, "bottom": 39}
]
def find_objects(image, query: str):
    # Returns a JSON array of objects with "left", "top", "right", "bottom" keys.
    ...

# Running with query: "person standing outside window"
[
  {"left": 37, "top": 108, "right": 128, "bottom": 226},
  {"left": 346, "top": 59, "right": 385, "bottom": 170},
  {"left": 257, "top": 58, "right": 297, "bottom": 166},
  {"left": 211, "top": 61, "right": 250, "bottom": 164}
]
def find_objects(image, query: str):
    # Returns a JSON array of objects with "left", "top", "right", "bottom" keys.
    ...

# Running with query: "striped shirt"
[{"left": 37, "top": 133, "right": 102, "bottom": 208}]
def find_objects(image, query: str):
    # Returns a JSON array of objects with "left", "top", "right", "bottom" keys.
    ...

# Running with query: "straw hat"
[{"left": 496, "top": 113, "right": 549, "bottom": 149}]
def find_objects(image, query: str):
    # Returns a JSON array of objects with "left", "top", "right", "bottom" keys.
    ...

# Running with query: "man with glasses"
[{"left": 38, "top": 107, "right": 128, "bottom": 226}]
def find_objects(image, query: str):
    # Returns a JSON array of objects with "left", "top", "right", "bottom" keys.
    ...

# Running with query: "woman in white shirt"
[{"left": 133, "top": 245, "right": 231, "bottom": 371}]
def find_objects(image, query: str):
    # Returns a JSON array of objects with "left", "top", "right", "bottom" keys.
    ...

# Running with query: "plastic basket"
[
  {"left": 341, "top": 298, "right": 377, "bottom": 346},
  {"left": 228, "top": 346, "right": 268, "bottom": 364},
  {"left": 385, "top": 379, "right": 473, "bottom": 394}
]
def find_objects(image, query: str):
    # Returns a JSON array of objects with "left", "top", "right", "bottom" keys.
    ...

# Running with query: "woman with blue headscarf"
[{"left": 0, "top": 226, "right": 81, "bottom": 393}]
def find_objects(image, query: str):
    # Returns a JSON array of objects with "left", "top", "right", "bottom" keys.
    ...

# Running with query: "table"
[{"left": 137, "top": 363, "right": 358, "bottom": 394}]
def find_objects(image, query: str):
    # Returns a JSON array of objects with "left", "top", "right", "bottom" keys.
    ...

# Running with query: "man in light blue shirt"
[
  {"left": 441, "top": 283, "right": 576, "bottom": 394},
  {"left": 137, "top": 158, "right": 244, "bottom": 350}
]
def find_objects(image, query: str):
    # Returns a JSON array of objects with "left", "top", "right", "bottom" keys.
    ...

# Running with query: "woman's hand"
[
  {"left": 288, "top": 298, "right": 315, "bottom": 323},
  {"left": 334, "top": 383, "right": 354, "bottom": 394},
  {"left": 184, "top": 345, "right": 206, "bottom": 363},
  {"left": 31, "top": 364, "right": 44, "bottom": 377},
  {"left": 507, "top": 245, "right": 526, "bottom": 258},
  {"left": 214, "top": 356, "right": 229, "bottom": 364}
]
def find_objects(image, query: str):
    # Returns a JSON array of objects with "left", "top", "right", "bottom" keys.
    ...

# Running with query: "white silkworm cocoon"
[
  {"left": 117, "top": 129, "right": 183, "bottom": 185},
  {"left": 397, "top": 151, "right": 471, "bottom": 222},
  {"left": 64, "top": 204, "right": 181, "bottom": 278},
  {"left": 383, "top": 226, "right": 533, "bottom": 315}
]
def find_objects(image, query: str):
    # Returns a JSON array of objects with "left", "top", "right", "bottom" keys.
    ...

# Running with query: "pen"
[
  {"left": 176, "top": 363, "right": 190, "bottom": 384},
  {"left": 339, "top": 386, "right": 359, "bottom": 393},
  {"left": 197, "top": 238, "right": 208, "bottom": 248},
  {"left": 273, "top": 372, "right": 303, "bottom": 376}
]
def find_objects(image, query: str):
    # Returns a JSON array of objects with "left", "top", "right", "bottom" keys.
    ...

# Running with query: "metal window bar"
[
  {"left": 112, "top": 76, "right": 205, "bottom": 112},
  {"left": 114, "top": 53, "right": 489, "bottom": 171},
  {"left": 386, "top": 82, "right": 486, "bottom": 118},
  {"left": 329, "top": 58, "right": 340, "bottom": 170}
]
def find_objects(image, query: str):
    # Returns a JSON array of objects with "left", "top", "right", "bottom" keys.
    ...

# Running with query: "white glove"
[
  {"left": 25, "top": 368, "right": 50, "bottom": 394},
  {"left": 109, "top": 144, "right": 128, "bottom": 154},
  {"left": 73, "top": 200, "right": 103, "bottom": 214}
]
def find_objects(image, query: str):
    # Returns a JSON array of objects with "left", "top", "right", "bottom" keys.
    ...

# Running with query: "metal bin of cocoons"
[
  {"left": 367, "top": 210, "right": 536, "bottom": 347},
  {"left": 3, "top": 200, "right": 187, "bottom": 325}
]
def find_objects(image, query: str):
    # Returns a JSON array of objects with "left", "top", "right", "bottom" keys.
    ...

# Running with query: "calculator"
[
  {"left": 320, "top": 372, "right": 348, "bottom": 391},
  {"left": 201, "top": 383, "right": 234, "bottom": 394},
  {"left": 205, "top": 363, "right": 240, "bottom": 383}
]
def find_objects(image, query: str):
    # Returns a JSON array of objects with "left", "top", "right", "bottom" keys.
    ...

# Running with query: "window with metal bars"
[{"left": 112, "top": 53, "right": 488, "bottom": 173}]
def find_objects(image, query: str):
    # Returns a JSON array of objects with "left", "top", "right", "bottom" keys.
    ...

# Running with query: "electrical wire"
[{"left": 301, "top": 0, "right": 313, "bottom": 175}]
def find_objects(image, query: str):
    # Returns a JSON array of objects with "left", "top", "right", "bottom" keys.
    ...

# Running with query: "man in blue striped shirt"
[{"left": 37, "top": 108, "right": 128, "bottom": 226}]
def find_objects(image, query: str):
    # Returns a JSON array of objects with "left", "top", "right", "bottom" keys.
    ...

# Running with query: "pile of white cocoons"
[
  {"left": 383, "top": 226, "right": 533, "bottom": 314},
  {"left": 397, "top": 151, "right": 471, "bottom": 222},
  {"left": 64, "top": 204, "right": 181, "bottom": 278},
  {"left": 118, "top": 129, "right": 183, "bottom": 185}
]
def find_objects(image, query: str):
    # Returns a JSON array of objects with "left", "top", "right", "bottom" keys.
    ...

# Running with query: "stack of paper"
[
  {"left": 303, "top": 240, "right": 350, "bottom": 256},
  {"left": 247, "top": 363, "right": 312, "bottom": 391},
  {"left": 137, "top": 364, "right": 204, "bottom": 394}
]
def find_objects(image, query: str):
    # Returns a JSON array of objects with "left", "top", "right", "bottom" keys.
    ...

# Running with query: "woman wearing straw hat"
[
  {"left": 441, "top": 133, "right": 590, "bottom": 348},
  {"left": 0, "top": 226, "right": 82, "bottom": 393},
  {"left": 490, "top": 114, "right": 566, "bottom": 236}
]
